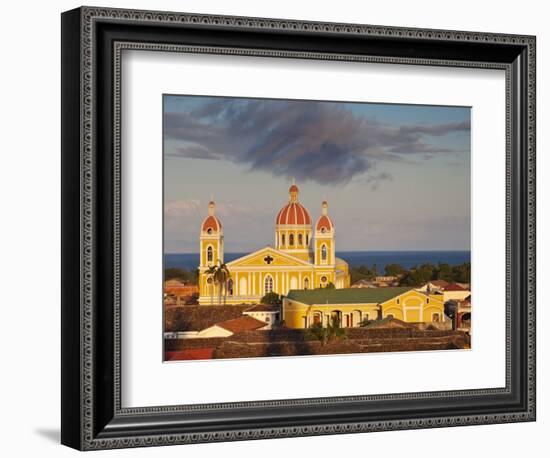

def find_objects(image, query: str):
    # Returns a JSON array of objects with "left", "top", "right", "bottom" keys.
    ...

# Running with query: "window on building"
[
  {"left": 281, "top": 234, "right": 285, "bottom": 246},
  {"left": 264, "top": 275, "right": 274, "bottom": 294},
  {"left": 427, "top": 298, "right": 430, "bottom": 303},
  {"left": 396, "top": 298, "right": 400, "bottom": 304},
  {"left": 289, "top": 234, "right": 294, "bottom": 246},
  {"left": 321, "top": 244, "right": 327, "bottom": 261},
  {"left": 306, "top": 234, "right": 309, "bottom": 245},
  {"left": 207, "top": 246, "right": 213, "bottom": 263},
  {"left": 432, "top": 313, "right": 440, "bottom": 322},
  {"left": 304, "top": 278, "right": 309, "bottom": 290},
  {"left": 298, "top": 233, "right": 303, "bottom": 245},
  {"left": 207, "top": 228, "right": 213, "bottom": 234},
  {"left": 227, "top": 279, "right": 233, "bottom": 296},
  {"left": 265, "top": 317, "right": 270, "bottom": 323}
]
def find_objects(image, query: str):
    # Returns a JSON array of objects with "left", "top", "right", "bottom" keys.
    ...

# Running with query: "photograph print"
[{"left": 163, "top": 95, "right": 472, "bottom": 362}]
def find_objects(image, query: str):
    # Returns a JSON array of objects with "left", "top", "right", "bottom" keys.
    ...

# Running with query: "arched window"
[
  {"left": 305, "top": 234, "right": 309, "bottom": 245},
  {"left": 298, "top": 233, "right": 303, "bottom": 246},
  {"left": 227, "top": 278, "right": 233, "bottom": 296},
  {"left": 207, "top": 246, "right": 213, "bottom": 263},
  {"left": 289, "top": 234, "right": 294, "bottom": 246},
  {"left": 281, "top": 234, "right": 285, "bottom": 246},
  {"left": 321, "top": 244, "right": 327, "bottom": 261},
  {"left": 207, "top": 228, "right": 213, "bottom": 234},
  {"left": 304, "top": 278, "right": 309, "bottom": 290},
  {"left": 264, "top": 275, "right": 274, "bottom": 295}
]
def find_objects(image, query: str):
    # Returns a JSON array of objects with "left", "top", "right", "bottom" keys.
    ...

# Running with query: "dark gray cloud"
[{"left": 164, "top": 99, "right": 469, "bottom": 185}]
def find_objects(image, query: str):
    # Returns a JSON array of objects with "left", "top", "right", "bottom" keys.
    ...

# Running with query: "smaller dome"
[
  {"left": 201, "top": 200, "right": 222, "bottom": 233},
  {"left": 316, "top": 201, "right": 333, "bottom": 232},
  {"left": 316, "top": 215, "right": 333, "bottom": 232},
  {"left": 202, "top": 215, "right": 222, "bottom": 233},
  {"left": 289, "top": 184, "right": 299, "bottom": 193}
]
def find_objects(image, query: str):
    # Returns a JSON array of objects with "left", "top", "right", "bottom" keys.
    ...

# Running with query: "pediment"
[{"left": 227, "top": 247, "right": 311, "bottom": 268}]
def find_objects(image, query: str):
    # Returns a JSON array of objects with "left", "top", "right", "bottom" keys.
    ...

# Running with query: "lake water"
[{"left": 164, "top": 250, "right": 470, "bottom": 271}]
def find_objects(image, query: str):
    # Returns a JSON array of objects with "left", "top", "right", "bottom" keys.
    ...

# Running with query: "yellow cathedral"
[{"left": 198, "top": 184, "right": 351, "bottom": 305}]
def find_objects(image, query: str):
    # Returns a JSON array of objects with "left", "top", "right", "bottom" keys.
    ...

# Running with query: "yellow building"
[
  {"left": 283, "top": 287, "right": 445, "bottom": 328},
  {"left": 198, "top": 184, "right": 350, "bottom": 305}
]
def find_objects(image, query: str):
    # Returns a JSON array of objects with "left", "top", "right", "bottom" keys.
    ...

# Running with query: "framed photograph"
[{"left": 61, "top": 6, "right": 536, "bottom": 450}]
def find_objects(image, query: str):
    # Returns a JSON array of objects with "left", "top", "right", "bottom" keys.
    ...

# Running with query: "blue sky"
[{"left": 164, "top": 95, "right": 471, "bottom": 253}]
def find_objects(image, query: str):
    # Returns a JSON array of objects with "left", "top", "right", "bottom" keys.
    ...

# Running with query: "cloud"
[
  {"left": 164, "top": 98, "right": 469, "bottom": 185},
  {"left": 164, "top": 198, "right": 274, "bottom": 251},
  {"left": 364, "top": 172, "right": 394, "bottom": 191}
]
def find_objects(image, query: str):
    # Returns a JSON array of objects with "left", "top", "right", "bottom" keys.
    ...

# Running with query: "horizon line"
[{"left": 165, "top": 249, "right": 471, "bottom": 255}]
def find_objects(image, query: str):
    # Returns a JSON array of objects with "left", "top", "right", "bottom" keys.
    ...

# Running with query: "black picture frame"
[{"left": 61, "top": 6, "right": 536, "bottom": 450}]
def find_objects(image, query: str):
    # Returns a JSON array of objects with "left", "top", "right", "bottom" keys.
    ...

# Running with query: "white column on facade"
[{"left": 285, "top": 272, "right": 289, "bottom": 293}]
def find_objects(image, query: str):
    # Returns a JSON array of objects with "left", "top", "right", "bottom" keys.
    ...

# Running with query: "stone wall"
[{"left": 213, "top": 334, "right": 469, "bottom": 359}]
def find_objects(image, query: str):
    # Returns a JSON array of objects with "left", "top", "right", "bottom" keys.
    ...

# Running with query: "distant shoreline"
[{"left": 165, "top": 250, "right": 471, "bottom": 271}]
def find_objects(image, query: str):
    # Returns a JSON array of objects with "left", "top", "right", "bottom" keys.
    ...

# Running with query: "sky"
[{"left": 163, "top": 95, "right": 471, "bottom": 253}]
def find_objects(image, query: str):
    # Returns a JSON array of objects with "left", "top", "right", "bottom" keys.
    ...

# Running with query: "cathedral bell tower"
[
  {"left": 314, "top": 201, "right": 335, "bottom": 266},
  {"left": 199, "top": 200, "right": 224, "bottom": 268}
]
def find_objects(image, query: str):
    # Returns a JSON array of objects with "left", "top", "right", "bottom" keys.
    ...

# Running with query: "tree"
[
  {"left": 452, "top": 263, "right": 471, "bottom": 283},
  {"left": 212, "top": 260, "right": 231, "bottom": 306},
  {"left": 260, "top": 292, "right": 282, "bottom": 305},
  {"left": 399, "top": 263, "right": 434, "bottom": 286},
  {"left": 205, "top": 265, "right": 217, "bottom": 306},
  {"left": 435, "top": 263, "right": 454, "bottom": 282},
  {"left": 384, "top": 263, "right": 405, "bottom": 277},
  {"left": 350, "top": 265, "right": 376, "bottom": 283},
  {"left": 164, "top": 267, "right": 199, "bottom": 284},
  {"left": 315, "top": 282, "right": 335, "bottom": 290},
  {"left": 359, "top": 317, "right": 375, "bottom": 327},
  {"left": 306, "top": 315, "right": 347, "bottom": 345},
  {"left": 371, "top": 263, "right": 379, "bottom": 277}
]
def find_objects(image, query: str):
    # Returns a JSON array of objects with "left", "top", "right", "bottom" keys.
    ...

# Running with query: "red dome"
[
  {"left": 289, "top": 184, "right": 299, "bottom": 193},
  {"left": 316, "top": 215, "right": 333, "bottom": 232},
  {"left": 201, "top": 215, "right": 222, "bottom": 232},
  {"left": 276, "top": 203, "right": 311, "bottom": 225}
]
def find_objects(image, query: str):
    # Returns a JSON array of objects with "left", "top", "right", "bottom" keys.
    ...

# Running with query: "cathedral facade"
[{"left": 198, "top": 184, "right": 350, "bottom": 305}]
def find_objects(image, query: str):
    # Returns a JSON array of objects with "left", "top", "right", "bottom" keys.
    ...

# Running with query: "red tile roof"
[
  {"left": 444, "top": 283, "right": 467, "bottom": 291},
  {"left": 216, "top": 316, "right": 267, "bottom": 333},
  {"left": 245, "top": 304, "right": 280, "bottom": 312},
  {"left": 165, "top": 349, "right": 214, "bottom": 361},
  {"left": 430, "top": 279, "right": 449, "bottom": 287}
]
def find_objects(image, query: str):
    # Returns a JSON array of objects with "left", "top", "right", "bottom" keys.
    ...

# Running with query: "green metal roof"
[{"left": 286, "top": 287, "right": 413, "bottom": 305}]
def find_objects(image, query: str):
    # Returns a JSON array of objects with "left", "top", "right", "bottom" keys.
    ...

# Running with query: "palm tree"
[
  {"left": 205, "top": 265, "right": 217, "bottom": 306},
  {"left": 213, "top": 260, "right": 231, "bottom": 306}
]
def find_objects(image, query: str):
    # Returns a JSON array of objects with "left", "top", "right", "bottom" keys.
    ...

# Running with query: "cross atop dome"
[{"left": 289, "top": 182, "right": 299, "bottom": 203}]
